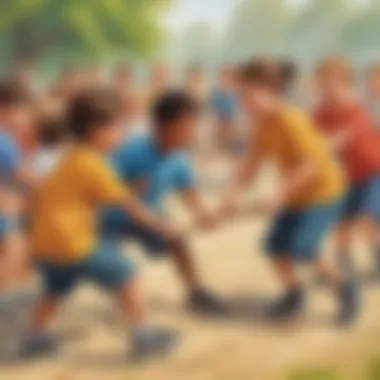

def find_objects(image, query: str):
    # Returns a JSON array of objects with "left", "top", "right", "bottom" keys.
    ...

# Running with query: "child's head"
[
  {"left": 238, "top": 58, "right": 296, "bottom": 117},
  {"left": 36, "top": 110, "right": 67, "bottom": 149},
  {"left": 366, "top": 63, "right": 380, "bottom": 97},
  {"left": 218, "top": 66, "right": 236, "bottom": 89},
  {"left": 114, "top": 63, "right": 133, "bottom": 87},
  {"left": 152, "top": 90, "right": 200, "bottom": 150},
  {"left": 315, "top": 56, "right": 354, "bottom": 106},
  {"left": 150, "top": 64, "right": 170, "bottom": 90},
  {"left": 0, "top": 79, "right": 31, "bottom": 127},
  {"left": 187, "top": 64, "right": 204, "bottom": 86},
  {"left": 67, "top": 86, "right": 124, "bottom": 152}
]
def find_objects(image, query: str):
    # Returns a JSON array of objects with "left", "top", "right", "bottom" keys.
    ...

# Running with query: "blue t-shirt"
[
  {"left": 0, "top": 130, "right": 21, "bottom": 182},
  {"left": 210, "top": 88, "right": 238, "bottom": 119},
  {"left": 101, "top": 135, "right": 195, "bottom": 233}
]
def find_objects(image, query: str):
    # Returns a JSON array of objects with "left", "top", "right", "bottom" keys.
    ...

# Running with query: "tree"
[
  {"left": 289, "top": 0, "right": 354, "bottom": 66},
  {"left": 340, "top": 0, "right": 380, "bottom": 63},
  {"left": 224, "top": 0, "right": 293, "bottom": 62},
  {"left": 0, "top": 0, "right": 171, "bottom": 67}
]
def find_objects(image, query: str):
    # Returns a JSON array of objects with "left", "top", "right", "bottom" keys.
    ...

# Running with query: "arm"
[
  {"left": 180, "top": 189, "right": 214, "bottom": 229},
  {"left": 217, "top": 150, "right": 261, "bottom": 220}
]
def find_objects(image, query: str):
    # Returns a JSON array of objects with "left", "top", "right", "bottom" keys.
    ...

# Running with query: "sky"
[{"left": 165, "top": 0, "right": 367, "bottom": 31}]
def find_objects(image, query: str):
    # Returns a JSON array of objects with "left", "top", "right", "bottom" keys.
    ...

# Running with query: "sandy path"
[{"left": 1, "top": 171, "right": 380, "bottom": 380}]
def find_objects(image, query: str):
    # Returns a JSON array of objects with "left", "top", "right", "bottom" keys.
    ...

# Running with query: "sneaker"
[
  {"left": 189, "top": 289, "right": 228, "bottom": 315},
  {"left": 336, "top": 280, "right": 359, "bottom": 326},
  {"left": 131, "top": 327, "right": 179, "bottom": 361},
  {"left": 19, "top": 331, "right": 58, "bottom": 359},
  {"left": 265, "top": 288, "right": 304, "bottom": 320}
]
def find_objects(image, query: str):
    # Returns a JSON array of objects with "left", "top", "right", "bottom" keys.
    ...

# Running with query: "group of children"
[{"left": 1, "top": 57, "right": 380, "bottom": 360}]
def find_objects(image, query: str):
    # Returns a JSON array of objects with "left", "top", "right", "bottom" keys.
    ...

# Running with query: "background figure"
[{"left": 365, "top": 63, "right": 380, "bottom": 128}]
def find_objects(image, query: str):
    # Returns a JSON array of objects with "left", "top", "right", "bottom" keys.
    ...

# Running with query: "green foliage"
[
  {"left": 0, "top": 0, "right": 171, "bottom": 66},
  {"left": 287, "top": 367, "right": 340, "bottom": 380}
]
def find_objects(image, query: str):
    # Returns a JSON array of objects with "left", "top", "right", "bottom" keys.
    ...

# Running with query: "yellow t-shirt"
[
  {"left": 30, "top": 146, "right": 128, "bottom": 264},
  {"left": 253, "top": 106, "right": 345, "bottom": 209}
]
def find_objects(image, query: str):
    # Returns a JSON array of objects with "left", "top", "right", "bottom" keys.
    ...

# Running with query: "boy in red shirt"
[{"left": 314, "top": 57, "right": 380, "bottom": 278}]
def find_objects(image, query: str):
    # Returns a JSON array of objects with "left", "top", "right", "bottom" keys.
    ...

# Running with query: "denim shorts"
[
  {"left": 341, "top": 176, "right": 380, "bottom": 221},
  {"left": 37, "top": 241, "right": 136, "bottom": 297},
  {"left": 265, "top": 199, "right": 342, "bottom": 262}
]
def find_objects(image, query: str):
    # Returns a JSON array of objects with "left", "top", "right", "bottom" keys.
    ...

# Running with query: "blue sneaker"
[{"left": 131, "top": 327, "right": 179, "bottom": 361}]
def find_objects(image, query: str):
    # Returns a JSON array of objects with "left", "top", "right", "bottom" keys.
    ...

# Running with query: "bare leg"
[
  {"left": 169, "top": 240, "right": 199, "bottom": 292},
  {"left": 266, "top": 255, "right": 303, "bottom": 319},
  {"left": 271, "top": 256, "right": 298, "bottom": 290},
  {"left": 28, "top": 297, "right": 60, "bottom": 331},
  {"left": 169, "top": 240, "right": 226, "bottom": 313},
  {"left": 116, "top": 278, "right": 146, "bottom": 326}
]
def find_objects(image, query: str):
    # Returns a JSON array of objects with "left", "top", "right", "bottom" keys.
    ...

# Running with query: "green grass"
[{"left": 287, "top": 367, "right": 341, "bottom": 380}]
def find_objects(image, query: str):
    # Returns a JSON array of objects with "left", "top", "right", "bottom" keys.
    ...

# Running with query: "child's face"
[
  {"left": 220, "top": 69, "right": 235, "bottom": 88},
  {"left": 316, "top": 74, "right": 351, "bottom": 105},
  {"left": 240, "top": 83, "right": 276, "bottom": 118},
  {"left": 163, "top": 114, "right": 198, "bottom": 150},
  {"left": 368, "top": 71, "right": 380, "bottom": 96},
  {"left": 92, "top": 121, "right": 125, "bottom": 152}
]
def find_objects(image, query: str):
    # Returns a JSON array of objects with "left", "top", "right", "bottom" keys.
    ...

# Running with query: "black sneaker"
[
  {"left": 20, "top": 332, "right": 58, "bottom": 359},
  {"left": 336, "top": 280, "right": 359, "bottom": 326},
  {"left": 189, "top": 289, "right": 227, "bottom": 315},
  {"left": 131, "top": 328, "right": 179, "bottom": 361},
  {"left": 265, "top": 288, "right": 304, "bottom": 320}
]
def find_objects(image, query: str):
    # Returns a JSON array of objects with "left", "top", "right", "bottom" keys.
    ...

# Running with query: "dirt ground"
[{"left": 1, "top": 168, "right": 380, "bottom": 380}]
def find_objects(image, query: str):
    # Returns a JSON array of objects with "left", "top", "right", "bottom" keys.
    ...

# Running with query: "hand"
[
  {"left": 160, "top": 222, "right": 185, "bottom": 243},
  {"left": 196, "top": 212, "right": 220, "bottom": 230}
]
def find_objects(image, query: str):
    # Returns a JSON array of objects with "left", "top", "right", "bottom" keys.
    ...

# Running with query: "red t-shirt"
[{"left": 314, "top": 104, "right": 380, "bottom": 183}]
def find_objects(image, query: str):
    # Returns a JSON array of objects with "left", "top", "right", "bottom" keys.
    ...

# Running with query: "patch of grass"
[
  {"left": 366, "top": 354, "right": 380, "bottom": 380},
  {"left": 287, "top": 367, "right": 341, "bottom": 380}
]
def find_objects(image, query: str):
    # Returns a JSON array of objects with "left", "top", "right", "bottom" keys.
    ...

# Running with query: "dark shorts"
[
  {"left": 37, "top": 241, "right": 136, "bottom": 297},
  {"left": 101, "top": 220, "right": 169, "bottom": 258},
  {"left": 265, "top": 200, "right": 342, "bottom": 262},
  {"left": 341, "top": 176, "right": 380, "bottom": 221}
]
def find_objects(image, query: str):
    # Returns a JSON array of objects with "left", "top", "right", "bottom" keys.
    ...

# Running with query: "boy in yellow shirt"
[
  {"left": 22, "top": 87, "right": 180, "bottom": 360},
  {"left": 216, "top": 59, "right": 358, "bottom": 325}
]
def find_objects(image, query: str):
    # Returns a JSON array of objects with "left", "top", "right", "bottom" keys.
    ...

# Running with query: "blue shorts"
[
  {"left": 37, "top": 241, "right": 136, "bottom": 297},
  {"left": 100, "top": 220, "right": 169, "bottom": 258},
  {"left": 266, "top": 200, "right": 342, "bottom": 262},
  {"left": 341, "top": 176, "right": 380, "bottom": 221}
]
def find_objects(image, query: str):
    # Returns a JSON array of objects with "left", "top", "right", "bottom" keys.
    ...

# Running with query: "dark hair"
[
  {"left": 0, "top": 78, "right": 30, "bottom": 107},
  {"left": 151, "top": 90, "right": 200, "bottom": 128},
  {"left": 239, "top": 58, "right": 297, "bottom": 93},
  {"left": 66, "top": 86, "right": 123, "bottom": 140},
  {"left": 37, "top": 112, "right": 67, "bottom": 147}
]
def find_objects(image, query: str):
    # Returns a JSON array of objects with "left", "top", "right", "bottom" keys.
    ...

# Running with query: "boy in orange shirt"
[{"left": 22, "top": 87, "right": 181, "bottom": 360}]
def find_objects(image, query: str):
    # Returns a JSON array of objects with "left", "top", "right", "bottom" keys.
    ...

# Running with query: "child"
[
  {"left": 365, "top": 62, "right": 380, "bottom": 128},
  {"left": 100, "top": 91, "right": 225, "bottom": 314},
  {"left": 22, "top": 87, "right": 181, "bottom": 360},
  {"left": 215, "top": 59, "right": 357, "bottom": 324},
  {"left": 30, "top": 110, "right": 68, "bottom": 179},
  {"left": 186, "top": 64, "right": 207, "bottom": 105},
  {"left": 210, "top": 66, "right": 240, "bottom": 153},
  {"left": 314, "top": 57, "right": 380, "bottom": 278},
  {"left": 0, "top": 79, "right": 33, "bottom": 295}
]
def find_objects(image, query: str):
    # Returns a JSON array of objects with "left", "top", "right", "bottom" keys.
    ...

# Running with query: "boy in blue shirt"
[{"left": 101, "top": 91, "right": 225, "bottom": 314}]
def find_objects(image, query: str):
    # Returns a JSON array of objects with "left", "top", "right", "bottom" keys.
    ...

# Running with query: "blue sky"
[{"left": 165, "top": 0, "right": 367, "bottom": 31}]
